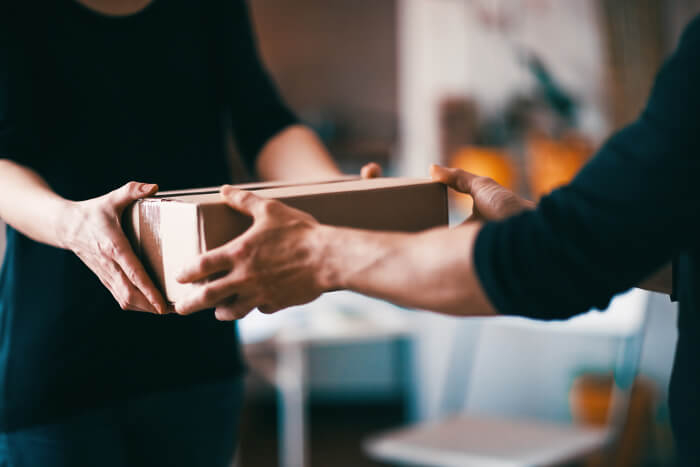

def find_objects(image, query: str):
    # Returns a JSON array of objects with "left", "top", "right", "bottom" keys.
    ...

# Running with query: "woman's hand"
[
  {"left": 59, "top": 182, "right": 167, "bottom": 314},
  {"left": 430, "top": 164, "right": 535, "bottom": 222},
  {"left": 174, "top": 186, "right": 328, "bottom": 320},
  {"left": 361, "top": 162, "right": 382, "bottom": 179}
]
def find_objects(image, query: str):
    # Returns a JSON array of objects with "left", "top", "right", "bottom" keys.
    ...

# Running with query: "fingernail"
[
  {"left": 174, "top": 303, "right": 188, "bottom": 315},
  {"left": 141, "top": 183, "right": 156, "bottom": 194},
  {"left": 215, "top": 309, "right": 231, "bottom": 321},
  {"left": 221, "top": 185, "right": 234, "bottom": 196}
]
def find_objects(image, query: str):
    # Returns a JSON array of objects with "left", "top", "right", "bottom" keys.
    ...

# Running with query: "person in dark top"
[
  {"left": 172, "top": 11, "right": 700, "bottom": 466},
  {"left": 0, "top": 0, "right": 379, "bottom": 466}
]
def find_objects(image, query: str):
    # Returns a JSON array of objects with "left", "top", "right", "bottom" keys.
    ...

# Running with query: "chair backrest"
[{"left": 439, "top": 289, "right": 650, "bottom": 424}]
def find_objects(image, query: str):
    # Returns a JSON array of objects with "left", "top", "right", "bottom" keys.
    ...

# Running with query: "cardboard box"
[{"left": 124, "top": 177, "right": 448, "bottom": 303}]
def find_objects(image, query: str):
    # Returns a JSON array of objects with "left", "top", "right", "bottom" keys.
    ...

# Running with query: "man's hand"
[
  {"left": 60, "top": 182, "right": 167, "bottom": 314},
  {"left": 173, "top": 163, "right": 380, "bottom": 320},
  {"left": 174, "top": 187, "right": 328, "bottom": 320},
  {"left": 430, "top": 164, "right": 534, "bottom": 222}
]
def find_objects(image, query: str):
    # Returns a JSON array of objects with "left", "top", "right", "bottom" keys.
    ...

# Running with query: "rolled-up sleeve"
[{"left": 473, "top": 16, "right": 700, "bottom": 320}]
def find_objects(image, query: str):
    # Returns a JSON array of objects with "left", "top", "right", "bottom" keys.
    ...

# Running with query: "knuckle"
[
  {"left": 123, "top": 267, "right": 139, "bottom": 283},
  {"left": 235, "top": 191, "right": 252, "bottom": 205},
  {"left": 198, "top": 256, "right": 213, "bottom": 272},
  {"left": 123, "top": 289, "right": 137, "bottom": 305},
  {"left": 201, "top": 287, "right": 217, "bottom": 302},
  {"left": 97, "top": 256, "right": 112, "bottom": 270},
  {"left": 259, "top": 200, "right": 278, "bottom": 216},
  {"left": 125, "top": 181, "right": 140, "bottom": 192},
  {"left": 98, "top": 239, "right": 119, "bottom": 258},
  {"left": 116, "top": 297, "right": 129, "bottom": 310},
  {"left": 231, "top": 240, "right": 251, "bottom": 259},
  {"left": 474, "top": 176, "right": 493, "bottom": 189}
]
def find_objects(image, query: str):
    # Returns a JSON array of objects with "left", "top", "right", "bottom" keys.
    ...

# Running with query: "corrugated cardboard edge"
[
  {"left": 159, "top": 201, "right": 201, "bottom": 304},
  {"left": 124, "top": 200, "right": 198, "bottom": 303}
]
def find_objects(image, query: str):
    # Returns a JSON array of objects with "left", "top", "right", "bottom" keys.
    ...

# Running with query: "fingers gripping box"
[{"left": 124, "top": 177, "right": 448, "bottom": 303}]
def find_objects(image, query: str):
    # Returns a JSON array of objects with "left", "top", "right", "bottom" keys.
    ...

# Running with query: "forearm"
[
  {"left": 0, "top": 159, "right": 70, "bottom": 248},
  {"left": 256, "top": 125, "right": 342, "bottom": 181},
  {"left": 317, "top": 223, "right": 497, "bottom": 316},
  {"left": 638, "top": 262, "right": 673, "bottom": 295}
]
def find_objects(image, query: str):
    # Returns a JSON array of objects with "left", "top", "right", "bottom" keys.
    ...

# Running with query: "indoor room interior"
[{"left": 1, "top": 0, "right": 699, "bottom": 466}]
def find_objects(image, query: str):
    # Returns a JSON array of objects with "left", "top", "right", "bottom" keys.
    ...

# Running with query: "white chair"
[{"left": 365, "top": 289, "right": 650, "bottom": 467}]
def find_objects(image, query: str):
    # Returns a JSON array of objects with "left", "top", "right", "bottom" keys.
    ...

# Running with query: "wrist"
[
  {"left": 54, "top": 199, "right": 81, "bottom": 250},
  {"left": 313, "top": 224, "right": 345, "bottom": 291}
]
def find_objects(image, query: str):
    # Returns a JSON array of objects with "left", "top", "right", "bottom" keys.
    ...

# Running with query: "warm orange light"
[
  {"left": 527, "top": 134, "right": 592, "bottom": 199},
  {"left": 449, "top": 146, "right": 517, "bottom": 213}
]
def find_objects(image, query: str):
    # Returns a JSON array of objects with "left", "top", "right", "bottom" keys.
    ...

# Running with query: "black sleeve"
[
  {"left": 473, "top": 15, "right": 700, "bottom": 321},
  {"left": 0, "top": 6, "right": 39, "bottom": 167},
  {"left": 671, "top": 255, "right": 679, "bottom": 302},
  {"left": 212, "top": 0, "right": 299, "bottom": 174}
]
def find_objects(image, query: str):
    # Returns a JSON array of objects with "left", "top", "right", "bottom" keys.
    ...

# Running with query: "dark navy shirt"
[
  {"left": 0, "top": 0, "right": 297, "bottom": 431},
  {"left": 475, "top": 15, "right": 700, "bottom": 462}
]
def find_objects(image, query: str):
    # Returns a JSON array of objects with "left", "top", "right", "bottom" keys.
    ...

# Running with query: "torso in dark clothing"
[
  {"left": 474, "top": 15, "right": 700, "bottom": 463},
  {"left": 669, "top": 252, "right": 700, "bottom": 461},
  {"left": 0, "top": 0, "right": 296, "bottom": 431}
]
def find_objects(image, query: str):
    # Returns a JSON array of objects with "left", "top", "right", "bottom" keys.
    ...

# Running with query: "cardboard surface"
[
  {"left": 153, "top": 174, "right": 360, "bottom": 198},
  {"left": 125, "top": 177, "right": 448, "bottom": 303}
]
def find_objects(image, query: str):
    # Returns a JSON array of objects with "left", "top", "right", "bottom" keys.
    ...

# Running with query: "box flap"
[
  {"left": 153, "top": 175, "right": 360, "bottom": 198},
  {"left": 158, "top": 178, "right": 437, "bottom": 205}
]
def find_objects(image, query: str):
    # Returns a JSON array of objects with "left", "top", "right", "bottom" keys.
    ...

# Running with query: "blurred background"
[{"left": 3, "top": 0, "right": 699, "bottom": 466}]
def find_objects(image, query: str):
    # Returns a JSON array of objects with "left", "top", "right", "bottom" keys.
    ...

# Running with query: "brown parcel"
[{"left": 124, "top": 177, "right": 448, "bottom": 304}]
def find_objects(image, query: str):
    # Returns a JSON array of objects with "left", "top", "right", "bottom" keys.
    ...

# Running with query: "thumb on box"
[
  {"left": 220, "top": 186, "right": 267, "bottom": 217},
  {"left": 109, "top": 181, "right": 158, "bottom": 210}
]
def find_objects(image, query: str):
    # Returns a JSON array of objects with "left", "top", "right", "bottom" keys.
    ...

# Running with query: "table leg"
[{"left": 277, "top": 341, "right": 308, "bottom": 467}]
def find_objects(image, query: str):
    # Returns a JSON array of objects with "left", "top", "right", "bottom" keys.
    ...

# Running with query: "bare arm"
[
  {"left": 257, "top": 125, "right": 382, "bottom": 181},
  {"left": 174, "top": 187, "right": 495, "bottom": 318},
  {"left": 0, "top": 159, "right": 72, "bottom": 247},
  {"left": 174, "top": 162, "right": 676, "bottom": 319},
  {"left": 0, "top": 159, "right": 167, "bottom": 314},
  {"left": 256, "top": 125, "right": 342, "bottom": 181},
  {"left": 317, "top": 223, "right": 496, "bottom": 316}
]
